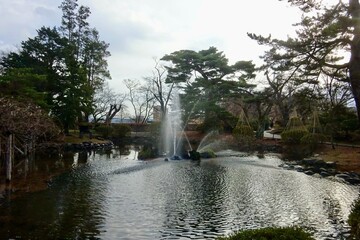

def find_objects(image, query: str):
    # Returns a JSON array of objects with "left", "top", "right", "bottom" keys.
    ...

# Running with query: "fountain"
[
  {"left": 161, "top": 88, "right": 195, "bottom": 160},
  {"left": 161, "top": 88, "right": 223, "bottom": 161}
]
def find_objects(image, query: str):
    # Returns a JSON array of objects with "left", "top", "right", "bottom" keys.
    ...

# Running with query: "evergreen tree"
[
  {"left": 161, "top": 47, "right": 255, "bottom": 131},
  {"left": 0, "top": 0, "right": 110, "bottom": 133},
  {"left": 249, "top": 0, "right": 360, "bottom": 123},
  {"left": 59, "top": 0, "right": 111, "bottom": 121}
]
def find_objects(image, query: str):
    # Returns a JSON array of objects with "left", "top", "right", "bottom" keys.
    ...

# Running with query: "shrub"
[
  {"left": 300, "top": 133, "right": 327, "bottom": 151},
  {"left": 148, "top": 122, "right": 161, "bottom": 140},
  {"left": 199, "top": 148, "right": 216, "bottom": 158},
  {"left": 233, "top": 125, "right": 255, "bottom": 141},
  {"left": 232, "top": 124, "right": 256, "bottom": 150},
  {"left": 217, "top": 227, "right": 315, "bottom": 240},
  {"left": 94, "top": 125, "right": 113, "bottom": 139},
  {"left": 281, "top": 129, "right": 308, "bottom": 144},
  {"left": 286, "top": 117, "right": 305, "bottom": 129},
  {"left": 138, "top": 145, "right": 157, "bottom": 160},
  {"left": 189, "top": 150, "right": 201, "bottom": 160},
  {"left": 112, "top": 124, "right": 131, "bottom": 138},
  {"left": 348, "top": 197, "right": 360, "bottom": 239}
]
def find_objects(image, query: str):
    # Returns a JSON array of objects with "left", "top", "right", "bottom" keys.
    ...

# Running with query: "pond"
[{"left": 0, "top": 148, "right": 358, "bottom": 240}]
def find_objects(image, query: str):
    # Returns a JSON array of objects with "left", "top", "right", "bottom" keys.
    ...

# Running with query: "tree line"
[
  {"left": 0, "top": 0, "right": 112, "bottom": 135},
  {"left": 1, "top": 0, "right": 360, "bottom": 144}
]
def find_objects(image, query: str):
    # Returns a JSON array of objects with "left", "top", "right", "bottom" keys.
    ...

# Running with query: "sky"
[{"left": 0, "top": 0, "right": 302, "bottom": 93}]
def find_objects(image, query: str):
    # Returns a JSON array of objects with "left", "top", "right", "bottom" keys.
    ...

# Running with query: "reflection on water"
[{"left": 0, "top": 150, "right": 359, "bottom": 240}]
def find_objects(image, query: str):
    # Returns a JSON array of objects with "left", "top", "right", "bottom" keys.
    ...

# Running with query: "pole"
[{"left": 6, "top": 133, "right": 13, "bottom": 182}]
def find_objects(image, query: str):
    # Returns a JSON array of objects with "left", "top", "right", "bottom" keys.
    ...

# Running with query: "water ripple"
[{"left": 0, "top": 152, "right": 358, "bottom": 240}]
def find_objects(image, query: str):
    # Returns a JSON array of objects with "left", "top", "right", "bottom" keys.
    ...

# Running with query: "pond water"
[{"left": 0, "top": 148, "right": 358, "bottom": 240}]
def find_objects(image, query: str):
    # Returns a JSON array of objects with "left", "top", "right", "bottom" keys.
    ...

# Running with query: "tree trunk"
[
  {"left": 105, "top": 104, "right": 122, "bottom": 125},
  {"left": 6, "top": 134, "right": 14, "bottom": 182},
  {"left": 349, "top": 0, "right": 360, "bottom": 123}
]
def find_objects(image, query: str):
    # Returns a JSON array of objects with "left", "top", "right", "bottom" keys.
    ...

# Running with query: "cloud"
[
  {"left": 0, "top": 0, "right": 303, "bottom": 94},
  {"left": 0, "top": 0, "right": 60, "bottom": 50}
]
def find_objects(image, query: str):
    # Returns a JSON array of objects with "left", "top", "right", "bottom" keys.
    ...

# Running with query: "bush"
[
  {"left": 300, "top": 133, "right": 327, "bottom": 151},
  {"left": 217, "top": 227, "right": 315, "bottom": 240},
  {"left": 94, "top": 125, "right": 113, "bottom": 139},
  {"left": 199, "top": 148, "right": 216, "bottom": 158},
  {"left": 348, "top": 197, "right": 360, "bottom": 239},
  {"left": 138, "top": 145, "right": 157, "bottom": 160},
  {"left": 148, "top": 122, "right": 161, "bottom": 140},
  {"left": 95, "top": 124, "right": 131, "bottom": 139},
  {"left": 281, "top": 129, "right": 308, "bottom": 144},
  {"left": 112, "top": 124, "right": 131, "bottom": 138},
  {"left": 232, "top": 124, "right": 256, "bottom": 150},
  {"left": 189, "top": 150, "right": 201, "bottom": 160},
  {"left": 233, "top": 125, "right": 255, "bottom": 142}
]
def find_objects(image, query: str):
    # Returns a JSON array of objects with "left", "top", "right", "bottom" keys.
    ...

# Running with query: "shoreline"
[{"left": 1, "top": 135, "right": 360, "bottom": 204}]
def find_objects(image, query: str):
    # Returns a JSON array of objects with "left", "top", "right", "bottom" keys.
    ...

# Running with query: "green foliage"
[
  {"left": 285, "top": 117, "right": 307, "bottom": 131},
  {"left": 112, "top": 124, "right": 131, "bottom": 138},
  {"left": 148, "top": 122, "right": 161, "bottom": 140},
  {"left": 300, "top": 133, "right": 327, "bottom": 145},
  {"left": 233, "top": 124, "right": 255, "bottom": 146},
  {"left": 138, "top": 145, "right": 157, "bottom": 160},
  {"left": 0, "top": 68, "right": 48, "bottom": 108},
  {"left": 94, "top": 124, "right": 131, "bottom": 139},
  {"left": 199, "top": 148, "right": 216, "bottom": 158},
  {"left": 320, "top": 104, "right": 359, "bottom": 141},
  {"left": 341, "top": 118, "right": 359, "bottom": 133},
  {"left": 95, "top": 125, "right": 113, "bottom": 139},
  {"left": 282, "top": 116, "right": 309, "bottom": 144},
  {"left": 300, "top": 133, "right": 327, "bottom": 151},
  {"left": 217, "top": 227, "right": 314, "bottom": 240},
  {"left": 233, "top": 125, "right": 255, "bottom": 138},
  {"left": 162, "top": 47, "right": 256, "bottom": 133},
  {"left": 189, "top": 150, "right": 201, "bottom": 160},
  {"left": 0, "top": 0, "right": 110, "bottom": 134},
  {"left": 348, "top": 197, "right": 360, "bottom": 239},
  {"left": 249, "top": 0, "right": 360, "bottom": 122},
  {"left": 281, "top": 129, "right": 309, "bottom": 144}
]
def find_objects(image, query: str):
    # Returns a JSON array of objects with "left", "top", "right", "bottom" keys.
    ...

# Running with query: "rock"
[
  {"left": 302, "top": 158, "right": 317, "bottom": 165},
  {"left": 320, "top": 171, "right": 332, "bottom": 177},
  {"left": 314, "top": 159, "right": 327, "bottom": 168},
  {"left": 294, "top": 165, "right": 304, "bottom": 172},
  {"left": 326, "top": 161, "right": 337, "bottom": 168},
  {"left": 347, "top": 177, "right": 360, "bottom": 185},
  {"left": 170, "top": 155, "right": 182, "bottom": 160},
  {"left": 349, "top": 172, "right": 360, "bottom": 178},
  {"left": 304, "top": 170, "right": 315, "bottom": 175},
  {"left": 281, "top": 164, "right": 293, "bottom": 170},
  {"left": 335, "top": 173, "right": 350, "bottom": 180}
]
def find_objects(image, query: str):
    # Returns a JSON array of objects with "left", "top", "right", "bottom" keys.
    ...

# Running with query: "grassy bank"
[{"left": 217, "top": 227, "right": 315, "bottom": 240}]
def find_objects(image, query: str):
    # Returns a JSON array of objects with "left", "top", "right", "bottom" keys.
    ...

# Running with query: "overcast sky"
[{"left": 0, "top": 0, "right": 301, "bottom": 92}]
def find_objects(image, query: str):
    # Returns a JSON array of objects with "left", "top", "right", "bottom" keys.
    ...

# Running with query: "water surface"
[{"left": 0, "top": 149, "right": 358, "bottom": 239}]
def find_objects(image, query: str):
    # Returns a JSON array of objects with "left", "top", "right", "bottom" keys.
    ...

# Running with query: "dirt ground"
[
  {"left": 186, "top": 131, "right": 360, "bottom": 174},
  {"left": 314, "top": 144, "right": 360, "bottom": 173}
]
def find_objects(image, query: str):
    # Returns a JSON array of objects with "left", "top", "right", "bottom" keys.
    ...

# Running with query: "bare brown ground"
[
  {"left": 314, "top": 144, "right": 360, "bottom": 174},
  {"left": 187, "top": 131, "right": 360, "bottom": 174}
]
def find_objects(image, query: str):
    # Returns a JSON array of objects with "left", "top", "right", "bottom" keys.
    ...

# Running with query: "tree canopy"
[
  {"left": 161, "top": 47, "right": 256, "bottom": 131},
  {"left": 249, "top": 0, "right": 360, "bottom": 122},
  {"left": 0, "top": 0, "right": 110, "bottom": 133}
]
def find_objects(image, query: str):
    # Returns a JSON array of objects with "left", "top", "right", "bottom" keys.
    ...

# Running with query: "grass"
[
  {"left": 314, "top": 144, "right": 360, "bottom": 173},
  {"left": 217, "top": 227, "right": 315, "bottom": 240},
  {"left": 63, "top": 130, "right": 109, "bottom": 144}
]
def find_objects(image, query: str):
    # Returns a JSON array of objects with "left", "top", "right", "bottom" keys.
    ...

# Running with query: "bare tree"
[
  {"left": 0, "top": 97, "right": 60, "bottom": 181},
  {"left": 91, "top": 83, "right": 127, "bottom": 124},
  {"left": 124, "top": 79, "right": 155, "bottom": 124},
  {"left": 145, "top": 59, "right": 174, "bottom": 120}
]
